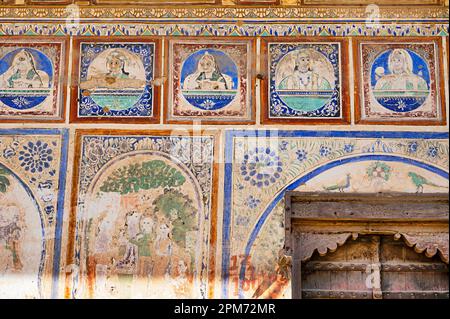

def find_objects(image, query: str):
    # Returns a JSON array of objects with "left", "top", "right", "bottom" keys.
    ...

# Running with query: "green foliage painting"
[
  {"left": 153, "top": 189, "right": 197, "bottom": 249},
  {"left": 99, "top": 160, "right": 186, "bottom": 195},
  {"left": 0, "top": 166, "right": 11, "bottom": 193}
]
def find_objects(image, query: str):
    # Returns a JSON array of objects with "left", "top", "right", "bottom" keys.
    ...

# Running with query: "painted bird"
[
  {"left": 323, "top": 173, "right": 351, "bottom": 192},
  {"left": 408, "top": 172, "right": 448, "bottom": 193}
]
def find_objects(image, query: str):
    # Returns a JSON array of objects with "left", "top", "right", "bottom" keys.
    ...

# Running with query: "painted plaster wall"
[{"left": 0, "top": 4, "right": 449, "bottom": 299}]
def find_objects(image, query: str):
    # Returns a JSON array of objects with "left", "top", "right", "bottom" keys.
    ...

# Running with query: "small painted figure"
[
  {"left": 80, "top": 50, "right": 146, "bottom": 90},
  {"left": 278, "top": 51, "right": 331, "bottom": 91},
  {"left": 183, "top": 51, "right": 234, "bottom": 91},
  {"left": 374, "top": 49, "right": 427, "bottom": 92},
  {"left": 0, "top": 50, "right": 50, "bottom": 89}
]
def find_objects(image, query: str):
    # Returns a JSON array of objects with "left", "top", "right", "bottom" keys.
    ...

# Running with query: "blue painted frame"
[
  {"left": 0, "top": 128, "right": 69, "bottom": 299},
  {"left": 221, "top": 130, "right": 449, "bottom": 298}
]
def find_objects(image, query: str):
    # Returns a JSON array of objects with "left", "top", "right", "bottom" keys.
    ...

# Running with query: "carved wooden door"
[{"left": 300, "top": 234, "right": 449, "bottom": 299}]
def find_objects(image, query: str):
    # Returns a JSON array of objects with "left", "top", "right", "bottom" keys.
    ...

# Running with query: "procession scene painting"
[
  {"left": 356, "top": 39, "right": 444, "bottom": 124},
  {"left": 0, "top": 38, "right": 66, "bottom": 121},
  {"left": 265, "top": 40, "right": 345, "bottom": 121},
  {"left": 166, "top": 39, "right": 254, "bottom": 123},
  {"left": 69, "top": 132, "right": 216, "bottom": 299},
  {"left": 72, "top": 39, "right": 159, "bottom": 122}
]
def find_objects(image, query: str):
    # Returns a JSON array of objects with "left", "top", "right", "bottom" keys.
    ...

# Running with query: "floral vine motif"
[
  {"left": 367, "top": 161, "right": 391, "bottom": 181},
  {"left": 245, "top": 195, "right": 261, "bottom": 209},
  {"left": 240, "top": 147, "right": 283, "bottom": 188},
  {"left": 319, "top": 145, "right": 331, "bottom": 157},
  {"left": 427, "top": 146, "right": 439, "bottom": 158},
  {"left": 296, "top": 149, "right": 308, "bottom": 162},
  {"left": 18, "top": 141, "right": 53, "bottom": 173},
  {"left": 407, "top": 141, "right": 419, "bottom": 154},
  {"left": 343, "top": 144, "right": 354, "bottom": 153}
]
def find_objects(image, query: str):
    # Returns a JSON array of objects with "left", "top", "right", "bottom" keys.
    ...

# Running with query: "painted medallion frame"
[
  {"left": 164, "top": 37, "right": 256, "bottom": 125},
  {"left": 67, "top": 129, "right": 220, "bottom": 299},
  {"left": 261, "top": 37, "right": 350, "bottom": 125},
  {"left": 70, "top": 37, "right": 162, "bottom": 124},
  {"left": 353, "top": 37, "right": 446, "bottom": 126},
  {"left": 0, "top": 36, "right": 69, "bottom": 123}
]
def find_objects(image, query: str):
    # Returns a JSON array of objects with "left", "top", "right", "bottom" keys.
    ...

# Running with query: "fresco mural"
[
  {"left": 71, "top": 38, "right": 160, "bottom": 123},
  {"left": 166, "top": 39, "right": 255, "bottom": 124},
  {"left": 222, "top": 130, "right": 449, "bottom": 299},
  {"left": 0, "top": 4, "right": 448, "bottom": 301},
  {"left": 262, "top": 39, "right": 349, "bottom": 123},
  {"left": 0, "top": 129, "right": 68, "bottom": 298},
  {"left": 0, "top": 38, "right": 67, "bottom": 122},
  {"left": 355, "top": 38, "right": 446, "bottom": 125},
  {"left": 68, "top": 131, "right": 217, "bottom": 299}
]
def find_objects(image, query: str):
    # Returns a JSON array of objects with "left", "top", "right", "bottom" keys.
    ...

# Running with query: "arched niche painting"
[
  {"left": 0, "top": 164, "right": 43, "bottom": 298},
  {"left": 0, "top": 37, "right": 68, "bottom": 122},
  {"left": 247, "top": 161, "right": 448, "bottom": 298},
  {"left": 0, "top": 130, "right": 68, "bottom": 298},
  {"left": 222, "top": 130, "right": 448, "bottom": 299},
  {"left": 69, "top": 131, "right": 217, "bottom": 299}
]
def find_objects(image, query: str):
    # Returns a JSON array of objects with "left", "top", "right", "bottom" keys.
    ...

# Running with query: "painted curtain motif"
[
  {"left": 71, "top": 38, "right": 160, "bottom": 123},
  {"left": 0, "top": 129, "right": 68, "bottom": 298},
  {"left": 166, "top": 39, "right": 255, "bottom": 124},
  {"left": 263, "top": 39, "right": 349, "bottom": 123},
  {"left": 69, "top": 131, "right": 216, "bottom": 299},
  {"left": 355, "top": 38, "right": 445, "bottom": 124},
  {"left": 0, "top": 38, "right": 67, "bottom": 122},
  {"left": 222, "top": 130, "right": 449, "bottom": 299}
]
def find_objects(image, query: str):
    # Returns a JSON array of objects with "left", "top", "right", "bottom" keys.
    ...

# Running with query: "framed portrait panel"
[
  {"left": 165, "top": 37, "right": 256, "bottom": 125},
  {"left": 70, "top": 37, "right": 162, "bottom": 123},
  {"left": 353, "top": 37, "right": 446, "bottom": 125},
  {"left": 0, "top": 37, "right": 69, "bottom": 123},
  {"left": 261, "top": 37, "right": 350, "bottom": 125}
]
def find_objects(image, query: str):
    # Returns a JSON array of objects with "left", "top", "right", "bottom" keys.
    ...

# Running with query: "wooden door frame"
[{"left": 284, "top": 192, "right": 449, "bottom": 299}]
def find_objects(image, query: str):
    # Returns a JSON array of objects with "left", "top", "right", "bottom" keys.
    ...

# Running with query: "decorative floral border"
[
  {"left": 0, "top": 23, "right": 448, "bottom": 37},
  {"left": 0, "top": 6, "right": 447, "bottom": 20}
]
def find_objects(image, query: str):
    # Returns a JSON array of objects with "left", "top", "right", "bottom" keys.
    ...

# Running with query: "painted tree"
[
  {"left": 0, "top": 166, "right": 10, "bottom": 193},
  {"left": 153, "top": 189, "right": 197, "bottom": 249},
  {"left": 99, "top": 160, "right": 186, "bottom": 195}
]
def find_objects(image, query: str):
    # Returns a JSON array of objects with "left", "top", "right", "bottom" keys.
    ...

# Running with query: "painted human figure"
[
  {"left": 0, "top": 49, "right": 50, "bottom": 89},
  {"left": 80, "top": 50, "right": 146, "bottom": 90},
  {"left": 0, "top": 205, "right": 24, "bottom": 273},
  {"left": 278, "top": 51, "right": 331, "bottom": 91},
  {"left": 115, "top": 211, "right": 141, "bottom": 272},
  {"left": 151, "top": 221, "right": 173, "bottom": 278},
  {"left": 130, "top": 216, "right": 155, "bottom": 277},
  {"left": 183, "top": 51, "right": 234, "bottom": 91},
  {"left": 373, "top": 48, "right": 428, "bottom": 92}
]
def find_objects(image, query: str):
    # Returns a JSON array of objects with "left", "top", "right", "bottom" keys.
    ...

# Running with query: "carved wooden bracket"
[
  {"left": 294, "top": 230, "right": 449, "bottom": 264},
  {"left": 397, "top": 232, "right": 449, "bottom": 264},
  {"left": 295, "top": 231, "right": 358, "bottom": 262}
]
